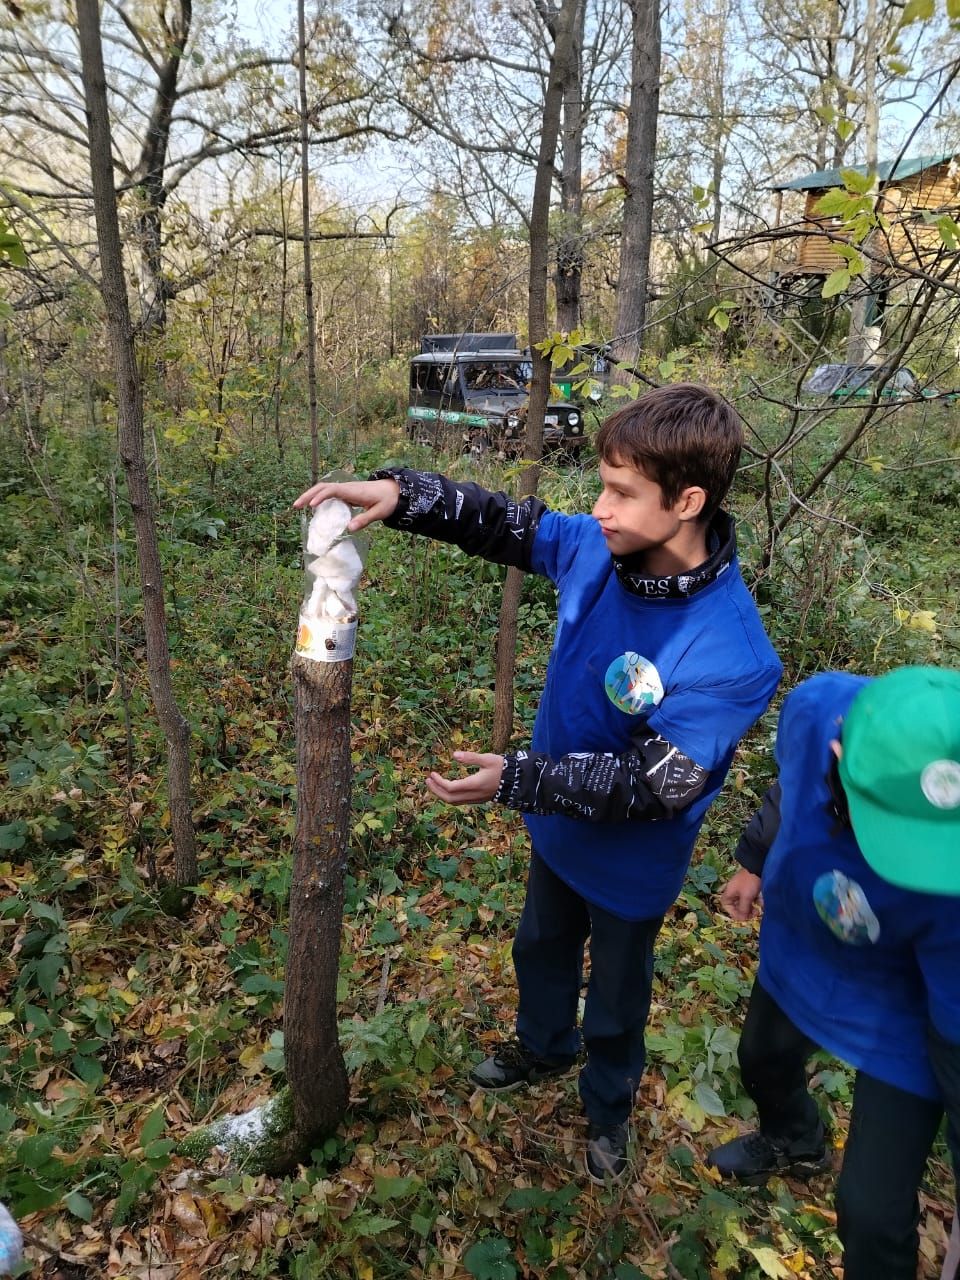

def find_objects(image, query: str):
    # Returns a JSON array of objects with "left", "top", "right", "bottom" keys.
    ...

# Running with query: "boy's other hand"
[
  {"left": 719, "top": 868, "right": 762, "bottom": 921},
  {"left": 293, "top": 477, "right": 400, "bottom": 532},
  {"left": 425, "top": 751, "right": 504, "bottom": 806}
]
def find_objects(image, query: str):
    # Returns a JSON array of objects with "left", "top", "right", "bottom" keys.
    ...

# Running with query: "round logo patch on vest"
[
  {"left": 920, "top": 759, "right": 960, "bottom": 810},
  {"left": 604, "top": 652, "right": 664, "bottom": 715},
  {"left": 813, "top": 870, "right": 880, "bottom": 945}
]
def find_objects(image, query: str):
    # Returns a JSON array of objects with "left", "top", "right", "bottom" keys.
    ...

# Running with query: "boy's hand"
[
  {"left": 425, "top": 751, "right": 504, "bottom": 806},
  {"left": 293, "top": 477, "right": 400, "bottom": 532},
  {"left": 719, "top": 868, "right": 762, "bottom": 921}
]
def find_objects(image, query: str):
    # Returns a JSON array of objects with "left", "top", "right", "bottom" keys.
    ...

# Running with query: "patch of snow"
[{"left": 211, "top": 1097, "right": 277, "bottom": 1148}]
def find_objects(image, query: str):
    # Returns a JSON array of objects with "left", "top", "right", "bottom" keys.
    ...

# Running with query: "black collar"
[{"left": 612, "top": 511, "right": 737, "bottom": 601}]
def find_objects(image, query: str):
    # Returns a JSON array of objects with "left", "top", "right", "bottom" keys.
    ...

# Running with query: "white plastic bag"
[{"left": 295, "top": 486, "right": 368, "bottom": 663}]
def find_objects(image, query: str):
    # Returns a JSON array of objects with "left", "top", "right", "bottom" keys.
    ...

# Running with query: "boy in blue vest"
[
  {"left": 295, "top": 384, "right": 782, "bottom": 1182},
  {"left": 709, "top": 666, "right": 960, "bottom": 1280}
]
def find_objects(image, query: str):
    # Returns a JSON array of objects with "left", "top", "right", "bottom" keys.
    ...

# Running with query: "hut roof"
[{"left": 770, "top": 152, "right": 956, "bottom": 192}]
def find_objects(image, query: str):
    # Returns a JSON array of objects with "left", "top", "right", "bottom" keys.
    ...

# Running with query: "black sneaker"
[
  {"left": 469, "top": 1039, "right": 575, "bottom": 1092},
  {"left": 707, "top": 1124, "right": 829, "bottom": 1185},
  {"left": 585, "top": 1121, "right": 630, "bottom": 1184}
]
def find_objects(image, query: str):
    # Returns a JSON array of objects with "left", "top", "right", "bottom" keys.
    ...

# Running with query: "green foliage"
[
  {"left": 0, "top": 212, "right": 26, "bottom": 267},
  {"left": 0, "top": 377, "right": 955, "bottom": 1276},
  {"left": 464, "top": 1236, "right": 518, "bottom": 1280}
]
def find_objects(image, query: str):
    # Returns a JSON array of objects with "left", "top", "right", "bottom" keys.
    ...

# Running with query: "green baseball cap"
[{"left": 839, "top": 666, "right": 960, "bottom": 896}]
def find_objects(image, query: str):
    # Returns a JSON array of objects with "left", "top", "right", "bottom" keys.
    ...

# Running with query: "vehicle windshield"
[{"left": 462, "top": 361, "right": 529, "bottom": 393}]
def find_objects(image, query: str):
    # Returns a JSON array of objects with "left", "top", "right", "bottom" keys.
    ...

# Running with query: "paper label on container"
[{"left": 295, "top": 614, "right": 357, "bottom": 663}]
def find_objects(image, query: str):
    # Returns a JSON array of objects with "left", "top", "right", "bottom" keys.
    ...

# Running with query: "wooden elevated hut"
[{"left": 768, "top": 152, "right": 960, "bottom": 287}]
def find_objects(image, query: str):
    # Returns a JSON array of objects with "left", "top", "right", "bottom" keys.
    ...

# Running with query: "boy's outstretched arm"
[
  {"left": 717, "top": 781, "right": 782, "bottom": 921},
  {"left": 297, "top": 468, "right": 547, "bottom": 571},
  {"left": 426, "top": 727, "right": 712, "bottom": 823}
]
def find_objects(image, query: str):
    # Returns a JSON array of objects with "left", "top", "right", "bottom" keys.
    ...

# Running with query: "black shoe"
[
  {"left": 707, "top": 1124, "right": 828, "bottom": 1185},
  {"left": 469, "top": 1039, "right": 575, "bottom": 1092},
  {"left": 585, "top": 1121, "right": 630, "bottom": 1184}
]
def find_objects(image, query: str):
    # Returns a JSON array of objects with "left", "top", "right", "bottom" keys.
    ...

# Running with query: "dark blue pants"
[
  {"left": 742, "top": 981, "right": 953, "bottom": 1280},
  {"left": 513, "top": 852, "right": 663, "bottom": 1127}
]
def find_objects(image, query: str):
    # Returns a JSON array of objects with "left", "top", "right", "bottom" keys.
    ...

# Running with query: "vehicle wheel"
[{"left": 409, "top": 419, "right": 437, "bottom": 448}]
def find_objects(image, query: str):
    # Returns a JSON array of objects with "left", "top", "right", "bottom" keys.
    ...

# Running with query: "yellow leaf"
[
  {"left": 357, "top": 1263, "right": 374, "bottom": 1280},
  {"left": 116, "top": 988, "right": 139, "bottom": 1006},
  {"left": 552, "top": 1228, "right": 580, "bottom": 1259},
  {"left": 785, "top": 1247, "right": 807, "bottom": 1273},
  {"left": 427, "top": 946, "right": 447, "bottom": 962},
  {"left": 908, "top": 609, "right": 938, "bottom": 633},
  {"left": 238, "top": 1045, "right": 265, "bottom": 1071},
  {"left": 0, "top": 1012, "right": 14, "bottom": 1026},
  {"left": 749, "top": 1245, "right": 792, "bottom": 1278}
]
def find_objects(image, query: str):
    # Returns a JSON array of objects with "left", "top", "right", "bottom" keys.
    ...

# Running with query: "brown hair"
[{"left": 595, "top": 382, "right": 743, "bottom": 522}]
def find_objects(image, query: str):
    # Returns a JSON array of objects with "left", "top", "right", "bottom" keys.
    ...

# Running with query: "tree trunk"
[
  {"left": 280, "top": 651, "right": 351, "bottom": 1155},
  {"left": 134, "top": 0, "right": 191, "bottom": 335},
  {"left": 75, "top": 0, "right": 197, "bottom": 889},
  {"left": 611, "top": 0, "right": 662, "bottom": 375},
  {"left": 845, "top": 0, "right": 879, "bottom": 364},
  {"left": 298, "top": 0, "right": 321, "bottom": 482},
  {"left": 554, "top": 0, "right": 585, "bottom": 340},
  {"left": 273, "top": 147, "right": 290, "bottom": 461},
  {"left": 492, "top": 0, "right": 580, "bottom": 753}
]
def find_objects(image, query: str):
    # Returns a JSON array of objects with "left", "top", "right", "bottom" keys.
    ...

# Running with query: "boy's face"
[{"left": 592, "top": 456, "right": 703, "bottom": 558}]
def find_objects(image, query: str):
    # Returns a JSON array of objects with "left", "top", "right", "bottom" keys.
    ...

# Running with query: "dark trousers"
[
  {"left": 512, "top": 852, "right": 662, "bottom": 1127},
  {"left": 741, "top": 981, "right": 949, "bottom": 1280}
]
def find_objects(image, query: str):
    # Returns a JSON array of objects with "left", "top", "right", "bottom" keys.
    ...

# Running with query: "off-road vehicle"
[{"left": 408, "top": 333, "right": 587, "bottom": 458}]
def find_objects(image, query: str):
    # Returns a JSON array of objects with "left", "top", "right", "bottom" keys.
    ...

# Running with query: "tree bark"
[
  {"left": 133, "top": 0, "right": 191, "bottom": 335},
  {"left": 492, "top": 0, "right": 580, "bottom": 753},
  {"left": 272, "top": 149, "right": 290, "bottom": 461},
  {"left": 298, "top": 0, "right": 321, "bottom": 482},
  {"left": 75, "top": 0, "right": 197, "bottom": 888},
  {"left": 283, "top": 651, "right": 351, "bottom": 1150},
  {"left": 611, "top": 0, "right": 661, "bottom": 374},
  {"left": 845, "top": 0, "right": 879, "bottom": 364},
  {"left": 554, "top": 0, "right": 585, "bottom": 339}
]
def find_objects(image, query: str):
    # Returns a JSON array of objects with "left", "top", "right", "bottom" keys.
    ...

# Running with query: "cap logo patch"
[{"left": 920, "top": 759, "right": 960, "bottom": 810}]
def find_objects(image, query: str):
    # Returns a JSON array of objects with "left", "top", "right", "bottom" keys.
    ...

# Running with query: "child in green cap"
[{"left": 708, "top": 666, "right": 960, "bottom": 1279}]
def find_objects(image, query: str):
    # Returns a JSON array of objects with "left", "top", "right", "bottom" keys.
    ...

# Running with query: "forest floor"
[{"left": 2, "top": 413, "right": 958, "bottom": 1279}]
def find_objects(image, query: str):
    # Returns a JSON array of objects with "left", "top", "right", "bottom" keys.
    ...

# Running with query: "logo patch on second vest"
[
  {"left": 604, "top": 652, "right": 664, "bottom": 714},
  {"left": 813, "top": 870, "right": 880, "bottom": 945}
]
